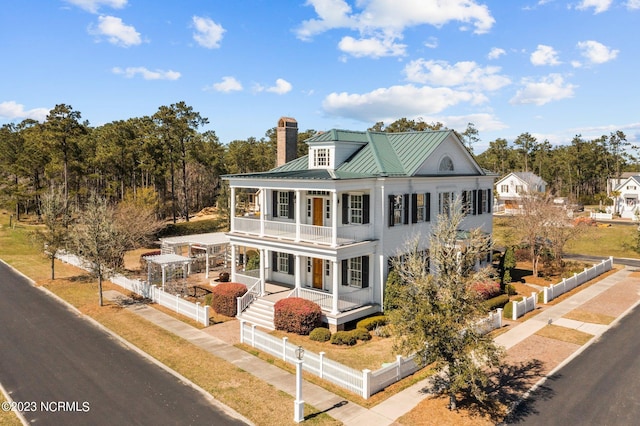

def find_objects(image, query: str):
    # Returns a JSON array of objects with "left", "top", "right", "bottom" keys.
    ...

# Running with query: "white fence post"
[
  {"left": 496, "top": 308, "right": 503, "bottom": 328},
  {"left": 362, "top": 369, "right": 371, "bottom": 399},
  {"left": 204, "top": 305, "right": 210, "bottom": 326},
  {"left": 282, "top": 337, "right": 288, "bottom": 361},
  {"left": 196, "top": 302, "right": 200, "bottom": 324},
  {"left": 511, "top": 300, "right": 518, "bottom": 321},
  {"left": 396, "top": 355, "right": 403, "bottom": 381}
]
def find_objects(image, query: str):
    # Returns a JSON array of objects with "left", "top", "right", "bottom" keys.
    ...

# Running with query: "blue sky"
[{"left": 1, "top": 0, "right": 638, "bottom": 153}]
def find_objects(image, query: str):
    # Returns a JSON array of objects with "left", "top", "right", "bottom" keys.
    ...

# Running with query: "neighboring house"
[
  {"left": 495, "top": 172, "right": 547, "bottom": 214},
  {"left": 612, "top": 175, "right": 640, "bottom": 219},
  {"left": 223, "top": 117, "right": 497, "bottom": 331},
  {"left": 606, "top": 171, "right": 636, "bottom": 196}
]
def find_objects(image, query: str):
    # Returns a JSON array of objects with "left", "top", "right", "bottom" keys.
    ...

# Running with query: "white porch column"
[
  {"left": 205, "top": 248, "right": 210, "bottom": 279},
  {"left": 230, "top": 186, "right": 236, "bottom": 232},
  {"left": 161, "top": 265, "right": 166, "bottom": 291},
  {"left": 295, "top": 254, "right": 302, "bottom": 289},
  {"left": 295, "top": 189, "right": 301, "bottom": 242},
  {"left": 331, "top": 260, "right": 339, "bottom": 314},
  {"left": 259, "top": 249, "right": 266, "bottom": 296},
  {"left": 331, "top": 191, "right": 338, "bottom": 247},
  {"left": 230, "top": 244, "right": 237, "bottom": 282},
  {"left": 187, "top": 244, "right": 192, "bottom": 275}
]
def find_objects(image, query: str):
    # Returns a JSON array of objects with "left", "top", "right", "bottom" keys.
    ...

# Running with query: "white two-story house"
[
  {"left": 223, "top": 118, "right": 496, "bottom": 330},
  {"left": 495, "top": 172, "right": 547, "bottom": 214},
  {"left": 612, "top": 175, "right": 640, "bottom": 219}
]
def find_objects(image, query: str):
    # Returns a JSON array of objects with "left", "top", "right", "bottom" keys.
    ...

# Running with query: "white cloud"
[
  {"left": 487, "top": 47, "right": 505, "bottom": 60},
  {"left": 577, "top": 40, "right": 618, "bottom": 64},
  {"left": 627, "top": 0, "right": 640, "bottom": 10},
  {"left": 404, "top": 59, "right": 511, "bottom": 91},
  {"left": 530, "top": 44, "right": 561, "bottom": 66},
  {"left": 510, "top": 74, "right": 576, "bottom": 105},
  {"left": 207, "top": 76, "right": 243, "bottom": 93},
  {"left": 266, "top": 79, "right": 293, "bottom": 95},
  {"left": 112, "top": 67, "right": 181, "bottom": 80},
  {"left": 338, "top": 35, "right": 406, "bottom": 58},
  {"left": 296, "top": 0, "right": 495, "bottom": 58},
  {"left": 192, "top": 16, "right": 225, "bottom": 49},
  {"left": 575, "top": 0, "right": 613, "bottom": 13},
  {"left": 322, "top": 84, "right": 482, "bottom": 122},
  {"left": 64, "top": 0, "right": 127, "bottom": 13},
  {"left": 424, "top": 37, "right": 438, "bottom": 49},
  {"left": 89, "top": 15, "right": 141, "bottom": 47},
  {"left": 0, "top": 101, "right": 48, "bottom": 121}
]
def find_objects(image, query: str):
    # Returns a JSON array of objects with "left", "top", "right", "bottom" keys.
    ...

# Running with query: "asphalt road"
[
  {"left": 0, "top": 261, "right": 247, "bottom": 426},
  {"left": 507, "top": 304, "right": 640, "bottom": 425}
]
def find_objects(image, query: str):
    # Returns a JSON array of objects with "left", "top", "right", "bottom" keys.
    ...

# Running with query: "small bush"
[
  {"left": 353, "top": 328, "right": 371, "bottom": 341},
  {"left": 505, "top": 284, "right": 517, "bottom": 296},
  {"left": 373, "top": 325, "right": 391, "bottom": 338},
  {"left": 274, "top": 298, "right": 322, "bottom": 335},
  {"left": 483, "top": 294, "right": 510, "bottom": 311},
  {"left": 309, "top": 327, "right": 331, "bottom": 342},
  {"left": 471, "top": 280, "right": 501, "bottom": 300},
  {"left": 212, "top": 283, "right": 247, "bottom": 317},
  {"left": 204, "top": 293, "right": 213, "bottom": 306},
  {"left": 330, "top": 331, "right": 357, "bottom": 346},
  {"left": 356, "top": 315, "right": 387, "bottom": 331}
]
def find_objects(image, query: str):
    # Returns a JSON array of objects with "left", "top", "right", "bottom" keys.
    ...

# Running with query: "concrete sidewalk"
[{"left": 107, "top": 265, "right": 639, "bottom": 425}]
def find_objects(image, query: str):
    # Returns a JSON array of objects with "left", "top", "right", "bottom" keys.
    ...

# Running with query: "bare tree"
[
  {"left": 33, "top": 186, "right": 70, "bottom": 279},
  {"left": 387, "top": 198, "right": 503, "bottom": 410}
]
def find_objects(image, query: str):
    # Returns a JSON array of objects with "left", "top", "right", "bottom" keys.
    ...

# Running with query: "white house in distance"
[
  {"left": 495, "top": 172, "right": 547, "bottom": 214},
  {"left": 611, "top": 175, "right": 640, "bottom": 219},
  {"left": 223, "top": 117, "right": 497, "bottom": 331}
]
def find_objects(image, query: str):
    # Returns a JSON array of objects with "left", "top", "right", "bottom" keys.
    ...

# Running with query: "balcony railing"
[{"left": 232, "top": 216, "right": 372, "bottom": 246}]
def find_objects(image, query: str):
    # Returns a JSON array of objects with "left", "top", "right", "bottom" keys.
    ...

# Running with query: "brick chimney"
[{"left": 276, "top": 117, "right": 298, "bottom": 167}]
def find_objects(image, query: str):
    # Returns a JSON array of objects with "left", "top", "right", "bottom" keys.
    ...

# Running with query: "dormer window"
[
  {"left": 312, "top": 147, "right": 331, "bottom": 168},
  {"left": 439, "top": 156, "right": 454, "bottom": 172}
]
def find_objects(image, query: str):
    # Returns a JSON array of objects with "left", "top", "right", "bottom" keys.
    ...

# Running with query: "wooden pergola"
[
  {"left": 142, "top": 253, "right": 193, "bottom": 291},
  {"left": 159, "top": 232, "right": 230, "bottom": 279}
]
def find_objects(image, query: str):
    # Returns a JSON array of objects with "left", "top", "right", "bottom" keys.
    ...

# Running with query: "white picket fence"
[
  {"left": 590, "top": 212, "right": 613, "bottom": 220},
  {"left": 510, "top": 292, "right": 537, "bottom": 320},
  {"left": 542, "top": 257, "right": 613, "bottom": 304},
  {"left": 55, "top": 251, "right": 210, "bottom": 326},
  {"left": 240, "top": 309, "right": 503, "bottom": 399}
]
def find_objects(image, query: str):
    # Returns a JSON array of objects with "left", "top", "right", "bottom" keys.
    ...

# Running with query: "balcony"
[{"left": 232, "top": 216, "right": 372, "bottom": 246}]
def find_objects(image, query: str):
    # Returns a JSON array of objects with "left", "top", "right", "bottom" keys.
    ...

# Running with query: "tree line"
[{"left": 1, "top": 106, "right": 635, "bottom": 223}]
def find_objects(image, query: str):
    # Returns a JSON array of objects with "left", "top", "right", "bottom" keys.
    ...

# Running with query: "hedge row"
[
  {"left": 356, "top": 315, "right": 387, "bottom": 331},
  {"left": 330, "top": 328, "right": 371, "bottom": 346}
]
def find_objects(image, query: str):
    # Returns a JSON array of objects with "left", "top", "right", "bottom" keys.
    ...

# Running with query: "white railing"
[
  {"left": 590, "top": 212, "right": 613, "bottom": 220},
  {"left": 55, "top": 251, "right": 210, "bottom": 326},
  {"left": 236, "top": 279, "right": 262, "bottom": 315},
  {"left": 240, "top": 309, "right": 503, "bottom": 399},
  {"left": 543, "top": 257, "right": 614, "bottom": 303},
  {"left": 511, "top": 292, "right": 537, "bottom": 320},
  {"left": 151, "top": 285, "right": 209, "bottom": 326},
  {"left": 289, "top": 287, "right": 372, "bottom": 313},
  {"left": 232, "top": 216, "right": 372, "bottom": 246}
]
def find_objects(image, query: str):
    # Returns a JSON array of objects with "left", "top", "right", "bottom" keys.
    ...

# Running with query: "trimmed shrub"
[
  {"left": 471, "top": 280, "right": 501, "bottom": 300},
  {"left": 309, "top": 327, "right": 331, "bottom": 342},
  {"left": 330, "top": 331, "right": 357, "bottom": 346},
  {"left": 212, "top": 282, "right": 247, "bottom": 317},
  {"left": 274, "top": 298, "right": 322, "bottom": 335},
  {"left": 483, "top": 294, "right": 509, "bottom": 311},
  {"left": 353, "top": 328, "right": 371, "bottom": 341},
  {"left": 373, "top": 325, "right": 391, "bottom": 338},
  {"left": 204, "top": 293, "right": 213, "bottom": 306},
  {"left": 356, "top": 315, "right": 387, "bottom": 331}
]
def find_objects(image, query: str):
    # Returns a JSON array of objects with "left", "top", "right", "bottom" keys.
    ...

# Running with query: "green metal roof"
[{"left": 223, "top": 129, "right": 484, "bottom": 181}]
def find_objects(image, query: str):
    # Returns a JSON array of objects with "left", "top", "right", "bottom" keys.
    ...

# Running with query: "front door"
[
  {"left": 313, "top": 198, "right": 323, "bottom": 226},
  {"left": 312, "top": 258, "right": 323, "bottom": 289}
]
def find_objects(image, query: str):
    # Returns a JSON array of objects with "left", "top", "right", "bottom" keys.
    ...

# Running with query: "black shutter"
[
  {"left": 403, "top": 193, "right": 410, "bottom": 224},
  {"left": 472, "top": 190, "right": 477, "bottom": 215},
  {"left": 411, "top": 193, "right": 418, "bottom": 223},
  {"left": 425, "top": 193, "right": 431, "bottom": 222},
  {"left": 272, "top": 191, "right": 278, "bottom": 217},
  {"left": 272, "top": 251, "right": 278, "bottom": 272},
  {"left": 487, "top": 189, "right": 493, "bottom": 213},
  {"left": 342, "top": 193, "right": 349, "bottom": 224},
  {"left": 388, "top": 195, "right": 395, "bottom": 227},
  {"left": 462, "top": 190, "right": 467, "bottom": 214},
  {"left": 363, "top": 194, "right": 370, "bottom": 224},
  {"left": 341, "top": 259, "right": 348, "bottom": 286},
  {"left": 288, "top": 254, "right": 294, "bottom": 275},
  {"left": 477, "top": 189, "right": 483, "bottom": 215},
  {"left": 287, "top": 191, "right": 294, "bottom": 219},
  {"left": 362, "top": 256, "right": 369, "bottom": 288}
]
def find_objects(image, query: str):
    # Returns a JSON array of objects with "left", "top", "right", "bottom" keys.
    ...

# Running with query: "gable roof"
[
  {"left": 496, "top": 172, "right": 546, "bottom": 187},
  {"left": 224, "top": 129, "right": 489, "bottom": 181},
  {"left": 614, "top": 175, "right": 640, "bottom": 192}
]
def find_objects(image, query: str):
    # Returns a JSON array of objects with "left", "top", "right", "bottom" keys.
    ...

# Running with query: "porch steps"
[{"left": 237, "top": 298, "right": 275, "bottom": 330}]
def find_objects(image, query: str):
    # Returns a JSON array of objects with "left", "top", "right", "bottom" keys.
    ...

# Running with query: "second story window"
[
  {"left": 388, "top": 194, "right": 409, "bottom": 226},
  {"left": 438, "top": 191, "right": 454, "bottom": 217},
  {"left": 313, "top": 148, "right": 330, "bottom": 167},
  {"left": 342, "top": 193, "right": 370, "bottom": 225},
  {"left": 279, "top": 192, "right": 290, "bottom": 217},
  {"left": 515, "top": 185, "right": 524, "bottom": 194},
  {"left": 500, "top": 184, "right": 508, "bottom": 193},
  {"left": 273, "top": 190, "right": 294, "bottom": 219},
  {"left": 411, "top": 193, "right": 431, "bottom": 223},
  {"left": 350, "top": 194, "right": 363, "bottom": 224}
]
